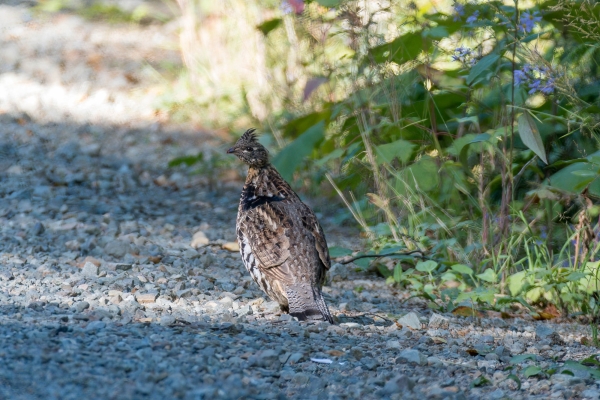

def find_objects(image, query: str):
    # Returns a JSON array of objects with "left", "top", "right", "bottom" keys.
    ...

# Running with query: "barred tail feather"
[{"left": 287, "top": 284, "right": 334, "bottom": 323}]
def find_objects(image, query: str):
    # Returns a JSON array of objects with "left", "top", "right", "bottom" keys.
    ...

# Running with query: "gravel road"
[{"left": 1, "top": 3, "right": 599, "bottom": 400}]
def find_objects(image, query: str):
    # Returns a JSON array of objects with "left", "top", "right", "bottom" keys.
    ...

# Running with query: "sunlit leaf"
[
  {"left": 467, "top": 53, "right": 500, "bottom": 85},
  {"left": 523, "top": 366, "right": 542, "bottom": 378},
  {"left": 517, "top": 112, "right": 548, "bottom": 164},
  {"left": 416, "top": 260, "right": 438, "bottom": 273},
  {"left": 451, "top": 264, "right": 474, "bottom": 275},
  {"left": 375, "top": 139, "right": 416, "bottom": 165},
  {"left": 476, "top": 269, "right": 497, "bottom": 283},
  {"left": 256, "top": 18, "right": 282, "bottom": 36}
]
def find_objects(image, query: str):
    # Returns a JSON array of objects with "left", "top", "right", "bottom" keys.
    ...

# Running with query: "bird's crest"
[{"left": 240, "top": 128, "right": 258, "bottom": 143}]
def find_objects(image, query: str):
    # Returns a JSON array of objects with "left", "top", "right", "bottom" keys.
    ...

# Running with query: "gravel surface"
[{"left": 1, "top": 3, "right": 600, "bottom": 400}]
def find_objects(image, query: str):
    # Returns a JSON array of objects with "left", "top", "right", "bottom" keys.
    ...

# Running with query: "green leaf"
[
  {"left": 466, "top": 53, "right": 500, "bottom": 85},
  {"left": 523, "top": 366, "right": 542, "bottom": 378},
  {"left": 328, "top": 246, "right": 353, "bottom": 258},
  {"left": 510, "top": 354, "right": 536, "bottom": 364},
  {"left": 315, "top": 0, "right": 343, "bottom": 6},
  {"left": 476, "top": 269, "right": 497, "bottom": 283},
  {"left": 470, "top": 375, "right": 490, "bottom": 388},
  {"left": 572, "top": 170, "right": 598, "bottom": 177},
  {"left": 507, "top": 374, "right": 522, "bottom": 390},
  {"left": 565, "top": 271, "right": 587, "bottom": 282},
  {"left": 393, "top": 264, "right": 403, "bottom": 283},
  {"left": 256, "top": 18, "right": 282, "bottom": 36},
  {"left": 369, "top": 32, "right": 423, "bottom": 64},
  {"left": 507, "top": 271, "right": 527, "bottom": 296},
  {"left": 416, "top": 260, "right": 438, "bottom": 273},
  {"left": 375, "top": 139, "right": 416, "bottom": 165},
  {"left": 518, "top": 112, "right": 548, "bottom": 164},
  {"left": 458, "top": 133, "right": 491, "bottom": 168},
  {"left": 168, "top": 153, "right": 203, "bottom": 167},
  {"left": 451, "top": 264, "right": 474, "bottom": 275},
  {"left": 272, "top": 121, "right": 325, "bottom": 181}
]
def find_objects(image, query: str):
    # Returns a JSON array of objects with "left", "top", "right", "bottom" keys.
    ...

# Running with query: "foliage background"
[{"left": 44, "top": 0, "right": 600, "bottom": 323}]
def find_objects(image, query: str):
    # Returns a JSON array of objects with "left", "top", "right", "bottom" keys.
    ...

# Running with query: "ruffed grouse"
[{"left": 227, "top": 129, "right": 334, "bottom": 323}]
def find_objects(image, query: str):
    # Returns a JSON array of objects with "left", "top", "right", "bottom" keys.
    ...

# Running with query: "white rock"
[
  {"left": 81, "top": 262, "right": 98, "bottom": 277},
  {"left": 428, "top": 313, "right": 450, "bottom": 329},
  {"left": 190, "top": 231, "right": 210, "bottom": 248},
  {"left": 397, "top": 312, "right": 422, "bottom": 330}
]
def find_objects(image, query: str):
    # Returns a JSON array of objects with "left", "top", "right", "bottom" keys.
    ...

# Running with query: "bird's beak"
[{"left": 227, "top": 147, "right": 236, "bottom": 154}]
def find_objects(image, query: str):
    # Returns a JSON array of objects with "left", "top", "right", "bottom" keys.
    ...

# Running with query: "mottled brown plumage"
[{"left": 227, "top": 129, "right": 333, "bottom": 322}]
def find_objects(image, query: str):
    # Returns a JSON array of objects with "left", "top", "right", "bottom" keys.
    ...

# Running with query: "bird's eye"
[{"left": 246, "top": 147, "right": 253, "bottom": 151}]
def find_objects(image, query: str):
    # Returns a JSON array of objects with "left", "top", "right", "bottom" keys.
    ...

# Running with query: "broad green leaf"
[
  {"left": 272, "top": 121, "right": 324, "bottom": 181},
  {"left": 507, "top": 271, "right": 527, "bottom": 296},
  {"left": 451, "top": 264, "right": 474, "bottom": 275},
  {"left": 393, "top": 264, "right": 403, "bottom": 283},
  {"left": 328, "top": 246, "right": 353, "bottom": 258},
  {"left": 441, "top": 272, "right": 458, "bottom": 282},
  {"left": 509, "top": 354, "right": 536, "bottom": 364},
  {"left": 523, "top": 366, "right": 542, "bottom": 378},
  {"left": 547, "top": 150, "right": 600, "bottom": 196},
  {"left": 571, "top": 170, "right": 598, "bottom": 177},
  {"left": 416, "top": 260, "right": 438, "bottom": 273},
  {"left": 518, "top": 112, "right": 548, "bottom": 164},
  {"left": 476, "top": 269, "right": 497, "bottom": 283},
  {"left": 369, "top": 32, "right": 423, "bottom": 64},
  {"left": 566, "top": 271, "right": 587, "bottom": 282},
  {"left": 458, "top": 133, "right": 491, "bottom": 168},
  {"left": 467, "top": 53, "right": 500, "bottom": 85},
  {"left": 256, "top": 18, "right": 282, "bottom": 36},
  {"left": 375, "top": 139, "right": 416, "bottom": 165},
  {"left": 315, "top": 0, "right": 343, "bottom": 6}
]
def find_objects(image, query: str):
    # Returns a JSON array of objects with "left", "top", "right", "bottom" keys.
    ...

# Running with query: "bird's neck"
[{"left": 246, "top": 164, "right": 275, "bottom": 184}]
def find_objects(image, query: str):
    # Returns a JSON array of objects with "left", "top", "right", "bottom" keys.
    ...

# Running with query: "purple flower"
[
  {"left": 281, "top": 0, "right": 304, "bottom": 15},
  {"left": 451, "top": 47, "right": 473, "bottom": 63},
  {"left": 453, "top": 2, "right": 465, "bottom": 21},
  {"left": 519, "top": 11, "right": 542, "bottom": 33},
  {"left": 540, "top": 78, "right": 555, "bottom": 95},
  {"left": 280, "top": 0, "right": 293, "bottom": 14},
  {"left": 514, "top": 69, "right": 527, "bottom": 86},
  {"left": 528, "top": 79, "right": 542, "bottom": 94},
  {"left": 466, "top": 10, "right": 479, "bottom": 24}
]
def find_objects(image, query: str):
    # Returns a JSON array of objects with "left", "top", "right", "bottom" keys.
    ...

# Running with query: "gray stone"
[
  {"left": 81, "top": 262, "right": 99, "bottom": 277},
  {"left": 428, "top": 312, "right": 450, "bottom": 329},
  {"left": 489, "top": 389, "right": 505, "bottom": 400},
  {"left": 582, "top": 389, "right": 600, "bottom": 399},
  {"left": 85, "top": 320, "right": 106, "bottom": 332},
  {"left": 287, "top": 353, "right": 304, "bottom": 364},
  {"left": 381, "top": 374, "right": 415, "bottom": 394},
  {"left": 31, "top": 222, "right": 45, "bottom": 236},
  {"left": 159, "top": 315, "right": 176, "bottom": 326},
  {"left": 104, "top": 240, "right": 130, "bottom": 258},
  {"left": 536, "top": 324, "right": 562, "bottom": 343},
  {"left": 251, "top": 349, "right": 280, "bottom": 368},
  {"left": 397, "top": 349, "right": 425, "bottom": 365},
  {"left": 361, "top": 357, "right": 379, "bottom": 370},
  {"left": 74, "top": 301, "right": 90, "bottom": 313}
]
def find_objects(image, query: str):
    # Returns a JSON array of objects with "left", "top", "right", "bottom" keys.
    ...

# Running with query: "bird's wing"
[
  {"left": 298, "top": 205, "right": 331, "bottom": 270},
  {"left": 241, "top": 200, "right": 292, "bottom": 269}
]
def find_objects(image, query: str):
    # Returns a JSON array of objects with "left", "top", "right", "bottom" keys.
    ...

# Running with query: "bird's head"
[{"left": 227, "top": 128, "right": 270, "bottom": 168}]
